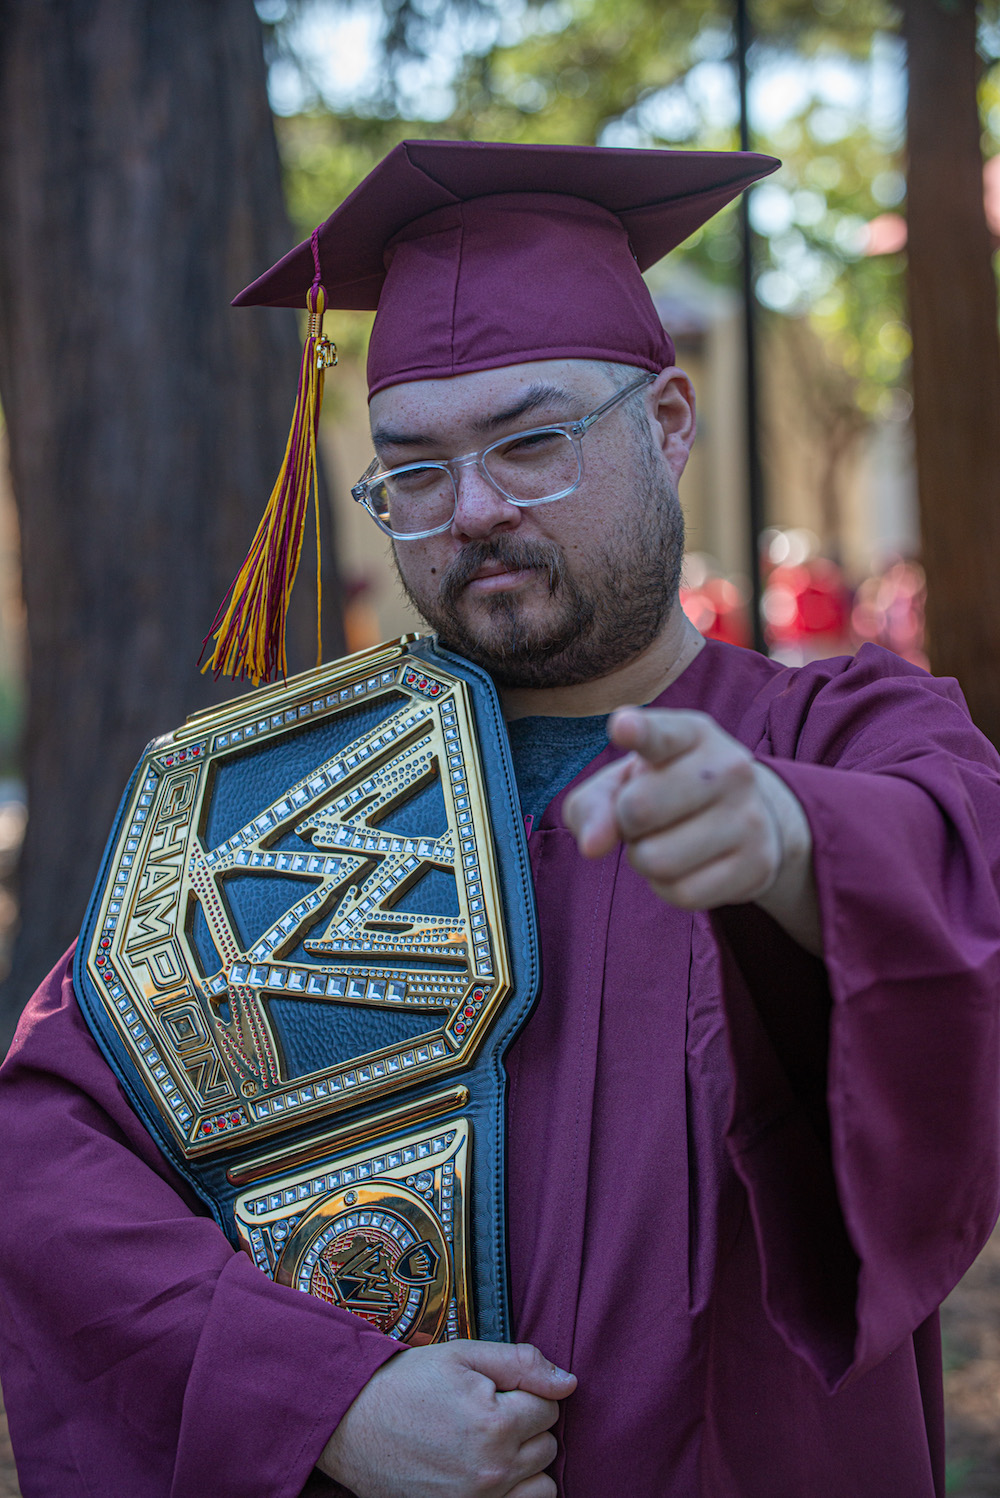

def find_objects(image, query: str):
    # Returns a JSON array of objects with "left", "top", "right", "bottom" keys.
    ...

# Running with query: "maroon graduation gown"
[{"left": 2, "top": 639, "right": 999, "bottom": 1497}]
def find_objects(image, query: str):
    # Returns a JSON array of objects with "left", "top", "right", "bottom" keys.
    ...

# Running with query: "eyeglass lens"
[{"left": 368, "top": 429, "right": 582, "bottom": 536}]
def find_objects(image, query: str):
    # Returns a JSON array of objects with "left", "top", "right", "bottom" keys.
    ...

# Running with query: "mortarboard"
[
  {"left": 205, "top": 140, "right": 779, "bottom": 683},
  {"left": 234, "top": 138, "right": 779, "bottom": 393}
]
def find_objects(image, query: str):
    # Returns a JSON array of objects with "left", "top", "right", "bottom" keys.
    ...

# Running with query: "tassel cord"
[{"left": 201, "top": 284, "right": 331, "bottom": 686}]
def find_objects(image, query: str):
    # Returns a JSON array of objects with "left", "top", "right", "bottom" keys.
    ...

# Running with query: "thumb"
[{"left": 459, "top": 1340, "right": 577, "bottom": 1399}]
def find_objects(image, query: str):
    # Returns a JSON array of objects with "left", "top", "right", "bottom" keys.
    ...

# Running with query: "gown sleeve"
[
  {"left": 713, "top": 644, "right": 1000, "bottom": 1392},
  {"left": 0, "top": 954, "right": 400, "bottom": 1498}
]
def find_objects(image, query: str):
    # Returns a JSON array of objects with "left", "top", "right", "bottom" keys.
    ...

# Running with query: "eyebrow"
[{"left": 371, "top": 383, "right": 580, "bottom": 453}]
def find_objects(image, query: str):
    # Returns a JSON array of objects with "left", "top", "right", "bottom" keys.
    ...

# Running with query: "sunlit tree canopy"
[{"left": 256, "top": 0, "right": 1000, "bottom": 420}]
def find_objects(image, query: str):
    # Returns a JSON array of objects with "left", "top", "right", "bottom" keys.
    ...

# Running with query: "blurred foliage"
[
  {"left": 262, "top": 0, "right": 1000, "bottom": 427},
  {"left": 0, "top": 675, "right": 23, "bottom": 780},
  {"left": 748, "top": 113, "right": 910, "bottom": 420},
  {"left": 980, "top": 55, "right": 1000, "bottom": 156}
]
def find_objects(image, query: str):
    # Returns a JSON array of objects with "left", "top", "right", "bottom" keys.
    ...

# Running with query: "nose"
[{"left": 450, "top": 458, "right": 522, "bottom": 540}]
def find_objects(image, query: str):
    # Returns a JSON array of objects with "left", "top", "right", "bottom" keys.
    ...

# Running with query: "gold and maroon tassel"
[{"left": 201, "top": 230, "right": 337, "bottom": 685}]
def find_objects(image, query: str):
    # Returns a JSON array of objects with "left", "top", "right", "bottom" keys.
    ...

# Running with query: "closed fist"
[{"left": 317, "top": 1339, "right": 576, "bottom": 1498}]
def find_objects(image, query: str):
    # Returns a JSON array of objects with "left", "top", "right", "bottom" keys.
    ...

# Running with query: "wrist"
[{"left": 750, "top": 763, "right": 823, "bottom": 956}]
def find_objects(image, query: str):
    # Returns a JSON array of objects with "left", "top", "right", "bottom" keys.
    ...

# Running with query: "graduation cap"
[{"left": 205, "top": 139, "right": 779, "bottom": 683}]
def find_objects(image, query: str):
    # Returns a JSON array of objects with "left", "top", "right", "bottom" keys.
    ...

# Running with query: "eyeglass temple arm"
[{"left": 576, "top": 371, "right": 656, "bottom": 433}]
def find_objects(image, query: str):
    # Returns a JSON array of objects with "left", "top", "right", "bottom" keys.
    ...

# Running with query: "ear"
[{"left": 646, "top": 367, "right": 697, "bottom": 482}]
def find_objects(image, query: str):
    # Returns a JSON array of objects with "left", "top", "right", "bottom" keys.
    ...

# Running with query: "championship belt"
[{"left": 74, "top": 635, "right": 539, "bottom": 1345}]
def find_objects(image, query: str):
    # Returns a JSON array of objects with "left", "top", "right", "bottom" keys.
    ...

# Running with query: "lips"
[
  {"left": 466, "top": 562, "right": 536, "bottom": 593},
  {"left": 439, "top": 538, "right": 565, "bottom": 608}
]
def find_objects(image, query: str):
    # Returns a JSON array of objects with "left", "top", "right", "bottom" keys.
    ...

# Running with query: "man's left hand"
[{"left": 563, "top": 707, "right": 822, "bottom": 956}]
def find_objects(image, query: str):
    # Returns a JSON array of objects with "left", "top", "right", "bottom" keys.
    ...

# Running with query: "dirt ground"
[
  {"left": 0, "top": 1389, "right": 18, "bottom": 1498},
  {"left": 1, "top": 1226, "right": 999, "bottom": 1496},
  {"left": 944, "top": 1221, "right": 1000, "bottom": 1496}
]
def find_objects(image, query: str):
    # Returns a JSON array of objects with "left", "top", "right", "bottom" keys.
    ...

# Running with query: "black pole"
[{"left": 736, "top": 0, "right": 767, "bottom": 654}]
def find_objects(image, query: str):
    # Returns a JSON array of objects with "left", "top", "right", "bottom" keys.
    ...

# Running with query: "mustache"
[{"left": 439, "top": 536, "right": 566, "bottom": 608}]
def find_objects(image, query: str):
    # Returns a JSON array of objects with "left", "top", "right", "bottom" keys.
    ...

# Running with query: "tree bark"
[
  {"left": 904, "top": 0, "right": 1000, "bottom": 743},
  {"left": 0, "top": 0, "right": 344, "bottom": 1046}
]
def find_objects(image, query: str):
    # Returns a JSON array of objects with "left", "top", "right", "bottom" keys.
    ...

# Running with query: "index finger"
[
  {"left": 562, "top": 753, "right": 637, "bottom": 859},
  {"left": 495, "top": 1390, "right": 562, "bottom": 1439},
  {"left": 608, "top": 707, "right": 705, "bottom": 768},
  {"left": 459, "top": 1339, "right": 576, "bottom": 1399}
]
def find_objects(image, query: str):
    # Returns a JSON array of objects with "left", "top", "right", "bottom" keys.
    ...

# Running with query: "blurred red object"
[
  {"left": 864, "top": 213, "right": 908, "bottom": 256},
  {"left": 763, "top": 558, "right": 852, "bottom": 652},
  {"left": 851, "top": 559, "right": 928, "bottom": 668},
  {"left": 680, "top": 576, "right": 750, "bottom": 647}
]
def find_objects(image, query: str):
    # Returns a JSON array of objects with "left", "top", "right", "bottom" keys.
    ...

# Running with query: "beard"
[{"left": 395, "top": 448, "right": 686, "bottom": 690}]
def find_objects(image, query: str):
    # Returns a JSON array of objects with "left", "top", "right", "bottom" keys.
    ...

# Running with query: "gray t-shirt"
[{"left": 506, "top": 713, "right": 610, "bottom": 826}]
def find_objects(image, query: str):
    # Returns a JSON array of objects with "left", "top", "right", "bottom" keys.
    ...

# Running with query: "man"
[{"left": 2, "top": 140, "right": 1000, "bottom": 1498}]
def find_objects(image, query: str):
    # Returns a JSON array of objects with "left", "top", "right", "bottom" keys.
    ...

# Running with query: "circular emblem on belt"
[{"left": 275, "top": 1182, "right": 451, "bottom": 1342}]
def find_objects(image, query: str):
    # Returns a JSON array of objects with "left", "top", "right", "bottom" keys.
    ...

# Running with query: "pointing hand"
[{"left": 563, "top": 707, "right": 821, "bottom": 954}]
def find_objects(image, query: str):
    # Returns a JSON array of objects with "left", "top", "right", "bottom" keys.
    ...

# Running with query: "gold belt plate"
[{"left": 84, "top": 637, "right": 513, "bottom": 1156}]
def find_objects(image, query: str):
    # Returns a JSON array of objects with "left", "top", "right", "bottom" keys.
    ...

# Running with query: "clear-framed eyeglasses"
[{"left": 351, "top": 370, "right": 656, "bottom": 540}]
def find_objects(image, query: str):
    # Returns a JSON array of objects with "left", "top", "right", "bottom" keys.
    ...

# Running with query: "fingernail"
[{"left": 552, "top": 1365, "right": 574, "bottom": 1382}]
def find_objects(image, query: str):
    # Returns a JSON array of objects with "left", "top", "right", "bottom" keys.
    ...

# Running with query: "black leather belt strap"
[{"left": 74, "top": 635, "right": 539, "bottom": 1344}]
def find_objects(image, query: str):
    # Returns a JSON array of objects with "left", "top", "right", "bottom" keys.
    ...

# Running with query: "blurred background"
[{"left": 1, "top": 0, "right": 1000, "bottom": 1491}]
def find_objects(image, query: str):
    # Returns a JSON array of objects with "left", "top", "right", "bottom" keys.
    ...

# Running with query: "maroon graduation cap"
[
  {"left": 207, "top": 140, "right": 778, "bottom": 684},
  {"left": 234, "top": 138, "right": 779, "bottom": 395}
]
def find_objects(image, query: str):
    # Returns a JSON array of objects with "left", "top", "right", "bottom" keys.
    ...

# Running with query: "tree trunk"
[
  {"left": 0, "top": 0, "right": 344, "bottom": 1047},
  {"left": 904, "top": 0, "right": 1000, "bottom": 743}
]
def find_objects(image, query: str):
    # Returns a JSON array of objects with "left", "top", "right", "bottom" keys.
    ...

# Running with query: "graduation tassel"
[{"left": 201, "top": 231, "right": 336, "bottom": 685}]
